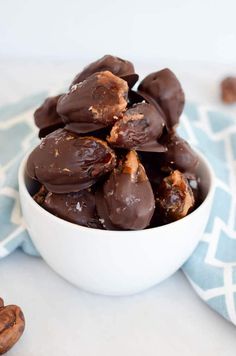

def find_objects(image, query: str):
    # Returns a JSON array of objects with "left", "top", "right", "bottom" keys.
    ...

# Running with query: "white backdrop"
[{"left": 1, "top": 0, "right": 236, "bottom": 64}]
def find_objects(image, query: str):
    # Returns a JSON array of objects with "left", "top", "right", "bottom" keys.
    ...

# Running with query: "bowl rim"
[{"left": 18, "top": 147, "right": 215, "bottom": 236}]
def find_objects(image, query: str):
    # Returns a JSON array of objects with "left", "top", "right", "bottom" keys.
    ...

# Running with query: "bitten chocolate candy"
[
  {"left": 221, "top": 77, "right": 236, "bottom": 103},
  {"left": 96, "top": 150, "right": 155, "bottom": 230},
  {"left": 162, "top": 134, "right": 199, "bottom": 175},
  {"left": 34, "top": 95, "right": 64, "bottom": 138},
  {"left": 42, "top": 189, "right": 102, "bottom": 228},
  {"left": 70, "top": 54, "right": 138, "bottom": 88},
  {"left": 26, "top": 129, "right": 116, "bottom": 193},
  {"left": 138, "top": 68, "right": 185, "bottom": 131},
  {"left": 108, "top": 102, "right": 166, "bottom": 152},
  {"left": 156, "top": 170, "right": 195, "bottom": 223},
  {"left": 57, "top": 71, "right": 128, "bottom": 134}
]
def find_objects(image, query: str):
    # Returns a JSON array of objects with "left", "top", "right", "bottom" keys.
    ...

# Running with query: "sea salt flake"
[{"left": 76, "top": 202, "right": 83, "bottom": 212}]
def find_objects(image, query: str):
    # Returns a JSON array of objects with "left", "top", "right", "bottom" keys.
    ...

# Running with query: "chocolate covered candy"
[
  {"left": 96, "top": 150, "right": 155, "bottom": 230},
  {"left": 221, "top": 77, "right": 236, "bottom": 103},
  {"left": 70, "top": 54, "right": 138, "bottom": 88},
  {"left": 108, "top": 102, "right": 166, "bottom": 152},
  {"left": 57, "top": 71, "right": 128, "bottom": 134},
  {"left": 26, "top": 129, "right": 116, "bottom": 193},
  {"left": 162, "top": 134, "right": 199, "bottom": 175},
  {"left": 156, "top": 170, "right": 195, "bottom": 223},
  {"left": 138, "top": 68, "right": 185, "bottom": 131},
  {"left": 34, "top": 95, "right": 64, "bottom": 138},
  {"left": 42, "top": 189, "right": 102, "bottom": 228}
]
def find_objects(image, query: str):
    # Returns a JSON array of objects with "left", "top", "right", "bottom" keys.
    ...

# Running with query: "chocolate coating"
[
  {"left": 34, "top": 95, "right": 64, "bottom": 138},
  {"left": 162, "top": 134, "right": 199, "bottom": 175},
  {"left": 57, "top": 71, "right": 128, "bottom": 134},
  {"left": 138, "top": 68, "right": 185, "bottom": 131},
  {"left": 42, "top": 189, "right": 102, "bottom": 228},
  {"left": 71, "top": 54, "right": 138, "bottom": 88},
  {"left": 108, "top": 102, "right": 166, "bottom": 152},
  {"left": 156, "top": 170, "right": 195, "bottom": 223},
  {"left": 96, "top": 151, "right": 155, "bottom": 230},
  {"left": 26, "top": 129, "right": 116, "bottom": 193},
  {"left": 221, "top": 77, "right": 236, "bottom": 103}
]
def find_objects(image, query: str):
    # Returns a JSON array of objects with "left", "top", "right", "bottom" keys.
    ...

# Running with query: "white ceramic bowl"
[{"left": 18, "top": 150, "right": 214, "bottom": 296}]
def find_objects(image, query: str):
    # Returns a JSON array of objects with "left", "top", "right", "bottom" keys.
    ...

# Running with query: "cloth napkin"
[{"left": 0, "top": 93, "right": 235, "bottom": 325}]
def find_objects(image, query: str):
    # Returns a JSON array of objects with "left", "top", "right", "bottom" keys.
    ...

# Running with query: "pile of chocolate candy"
[{"left": 27, "top": 55, "right": 200, "bottom": 230}]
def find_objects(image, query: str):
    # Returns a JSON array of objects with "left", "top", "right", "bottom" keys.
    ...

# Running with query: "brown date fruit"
[
  {"left": 33, "top": 185, "right": 48, "bottom": 205},
  {"left": 70, "top": 54, "right": 138, "bottom": 88},
  {"left": 26, "top": 129, "right": 116, "bottom": 193},
  {"left": 221, "top": 77, "right": 236, "bottom": 104},
  {"left": 0, "top": 299, "right": 25, "bottom": 355},
  {"left": 96, "top": 150, "right": 155, "bottom": 230},
  {"left": 138, "top": 68, "right": 185, "bottom": 131},
  {"left": 57, "top": 71, "right": 128, "bottom": 134},
  {"left": 156, "top": 170, "right": 195, "bottom": 223},
  {"left": 108, "top": 102, "right": 166, "bottom": 152},
  {"left": 34, "top": 95, "right": 64, "bottom": 138}
]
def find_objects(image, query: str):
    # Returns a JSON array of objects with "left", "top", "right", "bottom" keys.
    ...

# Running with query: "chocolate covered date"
[
  {"left": 162, "top": 134, "right": 199, "bottom": 175},
  {"left": 138, "top": 68, "right": 185, "bottom": 131},
  {"left": 156, "top": 170, "right": 195, "bottom": 223},
  {"left": 42, "top": 189, "right": 102, "bottom": 228},
  {"left": 96, "top": 150, "right": 155, "bottom": 230},
  {"left": 0, "top": 299, "right": 25, "bottom": 355},
  {"left": 108, "top": 102, "right": 166, "bottom": 152},
  {"left": 57, "top": 71, "right": 128, "bottom": 133},
  {"left": 34, "top": 95, "right": 64, "bottom": 138},
  {"left": 26, "top": 129, "right": 116, "bottom": 193},
  {"left": 70, "top": 54, "right": 138, "bottom": 88}
]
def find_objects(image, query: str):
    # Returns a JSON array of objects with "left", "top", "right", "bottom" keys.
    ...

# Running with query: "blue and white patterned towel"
[{"left": 0, "top": 93, "right": 236, "bottom": 324}]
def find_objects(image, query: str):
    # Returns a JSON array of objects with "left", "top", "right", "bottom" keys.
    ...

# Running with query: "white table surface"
[{"left": 1, "top": 59, "right": 236, "bottom": 356}]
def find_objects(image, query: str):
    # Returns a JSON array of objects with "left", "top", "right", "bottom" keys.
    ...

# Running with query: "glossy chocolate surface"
[
  {"left": 161, "top": 133, "right": 199, "bottom": 175},
  {"left": 138, "top": 68, "right": 185, "bottom": 131},
  {"left": 96, "top": 151, "right": 155, "bottom": 230},
  {"left": 43, "top": 189, "right": 102, "bottom": 228},
  {"left": 57, "top": 71, "right": 128, "bottom": 134},
  {"left": 34, "top": 95, "right": 64, "bottom": 138},
  {"left": 71, "top": 54, "right": 138, "bottom": 88},
  {"left": 26, "top": 129, "right": 116, "bottom": 193}
]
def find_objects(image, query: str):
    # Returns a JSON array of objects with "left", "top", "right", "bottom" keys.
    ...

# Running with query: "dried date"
[
  {"left": 96, "top": 150, "right": 155, "bottom": 230},
  {"left": 26, "top": 129, "right": 116, "bottom": 193},
  {"left": 57, "top": 71, "right": 128, "bottom": 134},
  {"left": 156, "top": 170, "right": 195, "bottom": 223},
  {"left": 0, "top": 299, "right": 25, "bottom": 355},
  {"left": 138, "top": 68, "right": 185, "bottom": 131},
  {"left": 70, "top": 54, "right": 138, "bottom": 88},
  {"left": 108, "top": 102, "right": 166, "bottom": 152}
]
